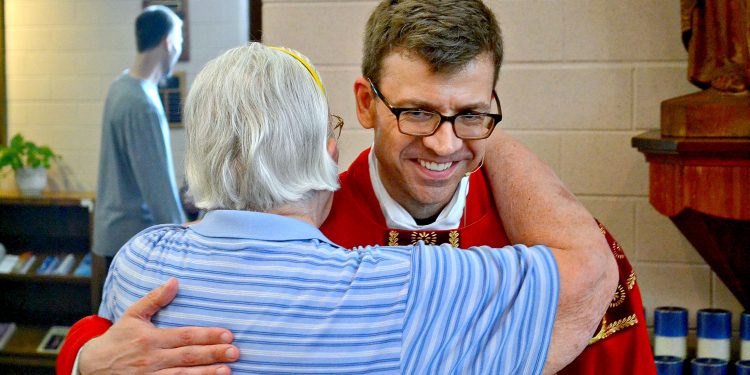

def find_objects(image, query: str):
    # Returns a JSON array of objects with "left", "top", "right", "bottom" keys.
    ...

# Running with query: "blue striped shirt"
[{"left": 99, "top": 210, "right": 559, "bottom": 374}]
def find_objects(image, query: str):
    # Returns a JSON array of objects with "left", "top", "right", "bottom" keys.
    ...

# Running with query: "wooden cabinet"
[
  {"left": 0, "top": 191, "right": 96, "bottom": 374},
  {"left": 632, "top": 131, "right": 750, "bottom": 311}
]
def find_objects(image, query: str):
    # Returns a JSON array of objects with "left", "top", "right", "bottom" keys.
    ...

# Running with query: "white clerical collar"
[{"left": 368, "top": 148, "right": 469, "bottom": 230}]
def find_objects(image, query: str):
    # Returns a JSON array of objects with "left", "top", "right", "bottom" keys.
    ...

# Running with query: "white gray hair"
[{"left": 185, "top": 43, "right": 339, "bottom": 211}]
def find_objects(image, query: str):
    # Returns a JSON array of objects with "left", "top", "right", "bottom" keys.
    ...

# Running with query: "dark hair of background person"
[{"left": 135, "top": 5, "right": 176, "bottom": 52}]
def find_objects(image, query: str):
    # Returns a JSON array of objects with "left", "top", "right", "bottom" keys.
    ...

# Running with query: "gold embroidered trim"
[
  {"left": 589, "top": 314, "right": 639, "bottom": 345},
  {"left": 598, "top": 222, "right": 625, "bottom": 259},
  {"left": 411, "top": 231, "right": 437, "bottom": 245},
  {"left": 610, "top": 285, "right": 626, "bottom": 308},
  {"left": 386, "top": 230, "right": 460, "bottom": 247},
  {"left": 626, "top": 271, "right": 637, "bottom": 290},
  {"left": 388, "top": 230, "right": 399, "bottom": 246},
  {"left": 615, "top": 243, "right": 626, "bottom": 259},
  {"left": 448, "top": 231, "right": 459, "bottom": 248}
]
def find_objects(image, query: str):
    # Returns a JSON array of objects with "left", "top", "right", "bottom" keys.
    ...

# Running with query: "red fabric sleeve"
[
  {"left": 559, "top": 284, "right": 656, "bottom": 375},
  {"left": 56, "top": 315, "right": 113, "bottom": 375}
]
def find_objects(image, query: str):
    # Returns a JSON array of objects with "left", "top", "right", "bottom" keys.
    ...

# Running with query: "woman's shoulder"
[{"left": 123, "top": 224, "right": 189, "bottom": 252}]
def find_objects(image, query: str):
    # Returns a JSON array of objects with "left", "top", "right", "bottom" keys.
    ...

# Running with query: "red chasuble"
[
  {"left": 321, "top": 149, "right": 656, "bottom": 375},
  {"left": 57, "top": 148, "right": 655, "bottom": 375}
]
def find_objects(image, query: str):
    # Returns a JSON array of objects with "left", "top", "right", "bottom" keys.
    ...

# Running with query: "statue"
[
  {"left": 662, "top": 0, "right": 750, "bottom": 137},
  {"left": 681, "top": 0, "right": 750, "bottom": 93}
]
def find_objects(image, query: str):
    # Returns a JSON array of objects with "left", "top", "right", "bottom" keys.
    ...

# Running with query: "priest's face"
[{"left": 356, "top": 51, "right": 495, "bottom": 220}]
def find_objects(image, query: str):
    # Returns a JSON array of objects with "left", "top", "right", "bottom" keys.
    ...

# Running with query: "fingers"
[
  {"left": 125, "top": 278, "right": 180, "bottom": 321},
  {"left": 152, "top": 277, "right": 179, "bottom": 309},
  {"left": 78, "top": 323, "right": 237, "bottom": 374},
  {"left": 154, "top": 344, "right": 240, "bottom": 371},
  {"left": 156, "top": 364, "right": 232, "bottom": 375},
  {"left": 159, "top": 326, "right": 235, "bottom": 348}
]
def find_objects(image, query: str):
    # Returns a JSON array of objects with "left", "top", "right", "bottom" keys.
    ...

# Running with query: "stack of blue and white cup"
[
  {"left": 739, "top": 311, "right": 750, "bottom": 375},
  {"left": 653, "top": 308, "right": 750, "bottom": 375},
  {"left": 693, "top": 308, "right": 732, "bottom": 374},
  {"left": 653, "top": 306, "right": 688, "bottom": 375}
]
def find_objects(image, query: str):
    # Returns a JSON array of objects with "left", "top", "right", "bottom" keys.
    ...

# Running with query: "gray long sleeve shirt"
[{"left": 93, "top": 72, "right": 186, "bottom": 257}]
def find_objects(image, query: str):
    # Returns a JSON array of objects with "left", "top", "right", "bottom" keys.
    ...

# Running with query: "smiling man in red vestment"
[{"left": 58, "top": 1, "right": 655, "bottom": 374}]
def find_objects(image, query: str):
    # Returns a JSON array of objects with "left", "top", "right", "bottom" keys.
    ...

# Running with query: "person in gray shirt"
[{"left": 94, "top": 5, "right": 186, "bottom": 268}]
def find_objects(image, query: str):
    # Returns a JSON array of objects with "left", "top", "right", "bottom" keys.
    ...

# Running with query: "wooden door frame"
[
  {"left": 0, "top": 0, "right": 6, "bottom": 146},
  {"left": 249, "top": 0, "right": 262, "bottom": 41}
]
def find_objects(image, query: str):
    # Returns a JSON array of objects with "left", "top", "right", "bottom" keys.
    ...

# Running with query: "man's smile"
[{"left": 418, "top": 158, "right": 454, "bottom": 172}]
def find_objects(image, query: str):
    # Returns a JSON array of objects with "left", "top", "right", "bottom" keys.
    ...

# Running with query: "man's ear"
[{"left": 354, "top": 76, "right": 376, "bottom": 130}]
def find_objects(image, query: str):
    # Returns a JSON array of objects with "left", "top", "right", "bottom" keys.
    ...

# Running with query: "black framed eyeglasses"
[
  {"left": 329, "top": 114, "right": 344, "bottom": 139},
  {"left": 368, "top": 78, "right": 502, "bottom": 140}
]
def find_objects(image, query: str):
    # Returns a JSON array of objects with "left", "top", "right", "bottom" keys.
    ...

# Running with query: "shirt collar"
[
  {"left": 190, "top": 210, "right": 340, "bottom": 247},
  {"left": 368, "top": 148, "right": 470, "bottom": 230}
]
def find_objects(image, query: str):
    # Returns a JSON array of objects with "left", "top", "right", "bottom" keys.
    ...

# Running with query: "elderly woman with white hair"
[{"left": 96, "top": 43, "right": 612, "bottom": 374}]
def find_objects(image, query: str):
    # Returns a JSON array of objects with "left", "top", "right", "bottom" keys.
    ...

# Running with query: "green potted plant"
[{"left": 0, "top": 133, "right": 59, "bottom": 196}]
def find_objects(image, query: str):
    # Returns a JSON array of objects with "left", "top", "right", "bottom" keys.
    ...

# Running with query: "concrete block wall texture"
[{"left": 3, "top": 0, "right": 745, "bottom": 333}]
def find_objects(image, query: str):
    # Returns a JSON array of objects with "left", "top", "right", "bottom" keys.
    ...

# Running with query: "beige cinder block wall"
[{"left": 262, "top": 0, "right": 744, "bottom": 333}]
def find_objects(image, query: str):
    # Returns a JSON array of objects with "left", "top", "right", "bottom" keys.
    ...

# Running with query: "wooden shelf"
[
  {"left": 0, "top": 191, "right": 97, "bottom": 373},
  {"left": 632, "top": 130, "right": 750, "bottom": 220},
  {"left": 0, "top": 252, "right": 90, "bottom": 284},
  {"left": 0, "top": 191, "right": 94, "bottom": 207},
  {"left": 0, "top": 325, "right": 57, "bottom": 369},
  {"left": 0, "top": 273, "right": 89, "bottom": 285},
  {"left": 633, "top": 131, "right": 750, "bottom": 311}
]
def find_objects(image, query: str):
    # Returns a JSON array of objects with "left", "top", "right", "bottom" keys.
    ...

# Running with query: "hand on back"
[{"left": 79, "top": 278, "right": 239, "bottom": 375}]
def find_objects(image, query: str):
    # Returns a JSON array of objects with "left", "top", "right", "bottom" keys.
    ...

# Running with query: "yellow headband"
[{"left": 269, "top": 46, "right": 326, "bottom": 96}]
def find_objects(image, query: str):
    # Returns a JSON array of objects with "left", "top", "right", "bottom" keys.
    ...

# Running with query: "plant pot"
[{"left": 15, "top": 167, "right": 48, "bottom": 196}]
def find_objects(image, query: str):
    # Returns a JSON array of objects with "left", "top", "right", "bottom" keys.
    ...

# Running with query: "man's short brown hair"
[{"left": 362, "top": 0, "right": 504, "bottom": 84}]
